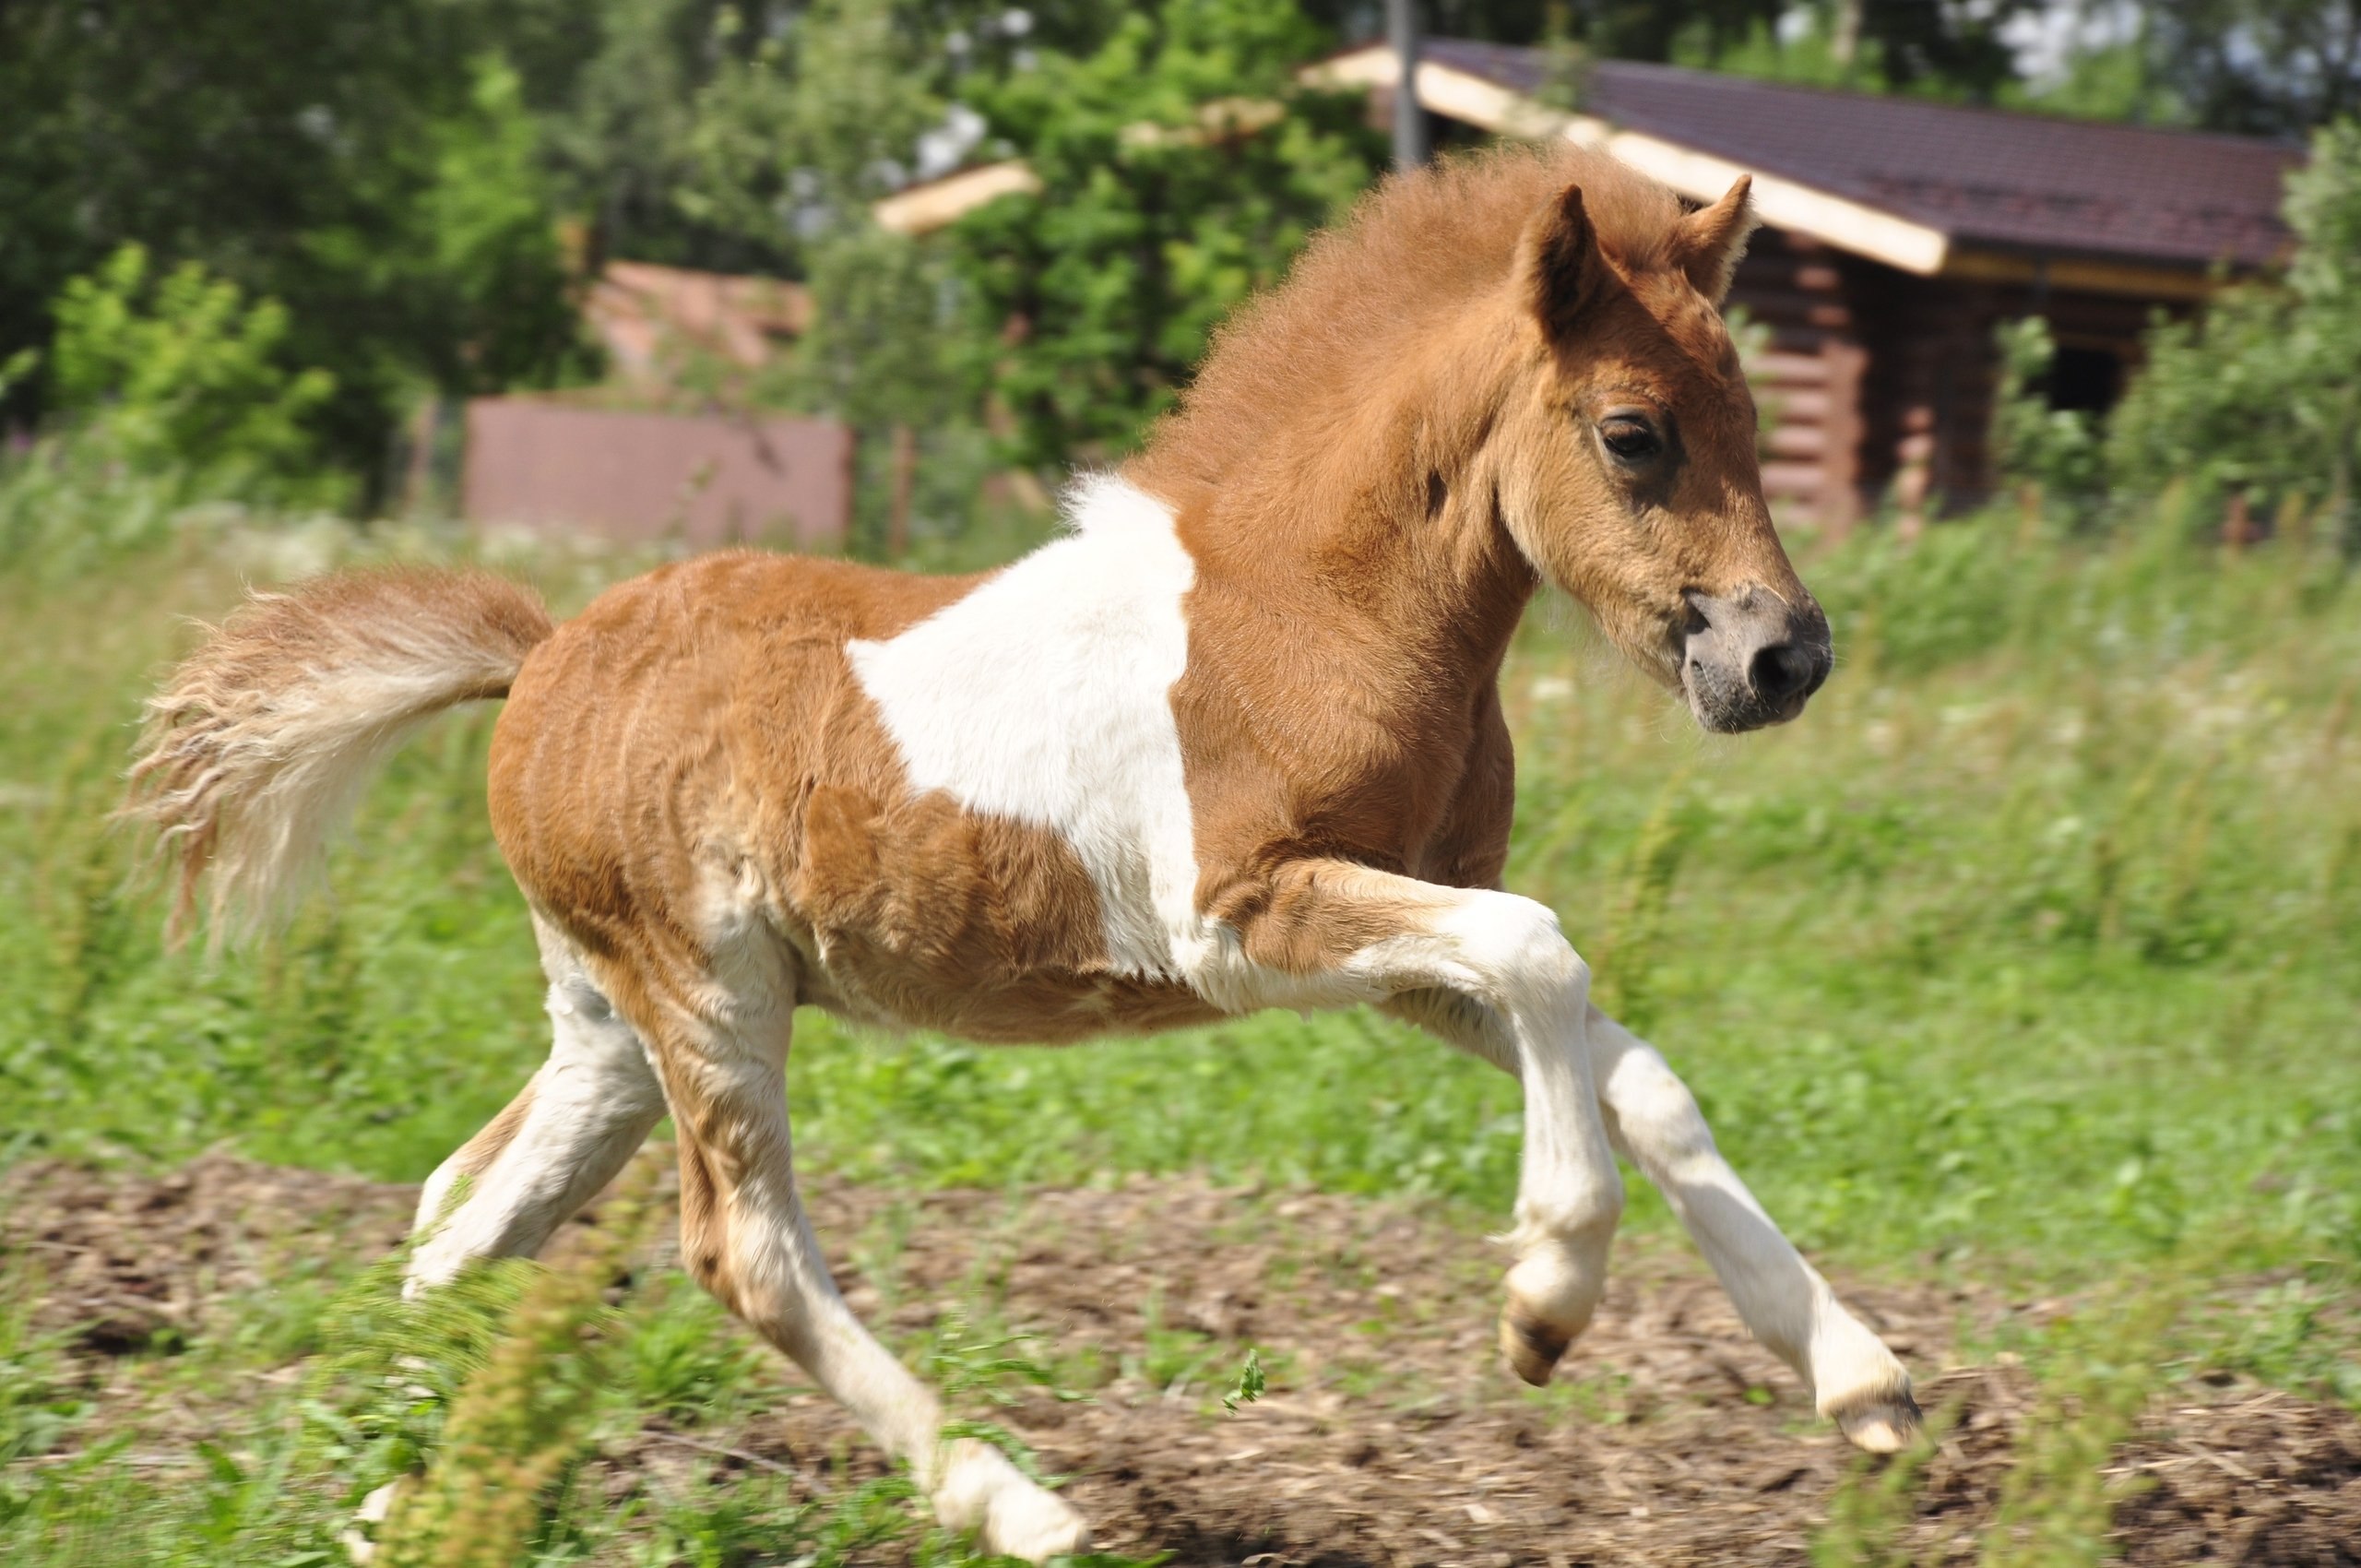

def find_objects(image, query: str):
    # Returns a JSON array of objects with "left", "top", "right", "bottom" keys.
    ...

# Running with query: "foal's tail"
[{"left": 125, "top": 567, "right": 555, "bottom": 944}]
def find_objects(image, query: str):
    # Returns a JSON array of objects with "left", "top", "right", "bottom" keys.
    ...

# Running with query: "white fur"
[
  {"left": 406, "top": 925, "right": 669, "bottom": 1291},
  {"left": 850, "top": 474, "right": 1402, "bottom": 1016},
  {"left": 1585, "top": 1010, "right": 1910, "bottom": 1417},
  {"left": 848, "top": 475, "right": 1213, "bottom": 987}
]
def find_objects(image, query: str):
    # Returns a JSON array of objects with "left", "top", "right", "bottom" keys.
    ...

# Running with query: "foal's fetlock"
[
  {"left": 933, "top": 1439, "right": 1090, "bottom": 1563},
  {"left": 1497, "top": 1249, "right": 1605, "bottom": 1386}
]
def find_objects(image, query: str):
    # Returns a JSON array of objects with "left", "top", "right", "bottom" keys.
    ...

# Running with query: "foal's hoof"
[
  {"left": 935, "top": 1441, "right": 1092, "bottom": 1563},
  {"left": 1500, "top": 1301, "right": 1572, "bottom": 1387},
  {"left": 1829, "top": 1387, "right": 1927, "bottom": 1455}
]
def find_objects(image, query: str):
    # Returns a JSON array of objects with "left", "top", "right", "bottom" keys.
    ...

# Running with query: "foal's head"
[{"left": 1497, "top": 174, "right": 1831, "bottom": 733}]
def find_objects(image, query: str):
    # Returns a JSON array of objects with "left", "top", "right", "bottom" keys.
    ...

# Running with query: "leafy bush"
[
  {"left": 42, "top": 244, "right": 344, "bottom": 506},
  {"left": 946, "top": 0, "right": 1384, "bottom": 468},
  {"left": 2105, "top": 116, "right": 2361, "bottom": 548},
  {"left": 1989, "top": 316, "right": 2104, "bottom": 529}
]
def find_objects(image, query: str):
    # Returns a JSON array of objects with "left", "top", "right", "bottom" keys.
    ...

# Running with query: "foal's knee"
[{"left": 1438, "top": 892, "right": 1590, "bottom": 1015}]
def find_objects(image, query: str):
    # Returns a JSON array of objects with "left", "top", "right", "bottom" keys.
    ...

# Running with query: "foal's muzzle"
[{"left": 1680, "top": 586, "right": 1833, "bottom": 733}]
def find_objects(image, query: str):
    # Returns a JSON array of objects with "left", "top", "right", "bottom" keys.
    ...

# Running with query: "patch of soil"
[
  {"left": 2113, "top": 1392, "right": 2361, "bottom": 1567},
  {"left": 0, "top": 1151, "right": 415, "bottom": 1352},
  {"left": 5, "top": 1157, "right": 2358, "bottom": 1566}
]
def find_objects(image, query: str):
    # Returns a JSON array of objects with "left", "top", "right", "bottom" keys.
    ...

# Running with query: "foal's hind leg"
[
  {"left": 406, "top": 918, "right": 669, "bottom": 1290},
  {"left": 611, "top": 941, "right": 1089, "bottom": 1563}
]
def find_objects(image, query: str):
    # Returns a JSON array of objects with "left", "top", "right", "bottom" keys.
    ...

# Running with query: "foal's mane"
[{"left": 1130, "top": 142, "right": 1687, "bottom": 503}]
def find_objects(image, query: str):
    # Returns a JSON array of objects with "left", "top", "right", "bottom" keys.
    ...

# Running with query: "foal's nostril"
[{"left": 1749, "top": 642, "right": 1821, "bottom": 706}]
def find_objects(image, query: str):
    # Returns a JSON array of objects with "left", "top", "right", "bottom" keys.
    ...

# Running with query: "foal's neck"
[{"left": 1156, "top": 318, "right": 1537, "bottom": 704}]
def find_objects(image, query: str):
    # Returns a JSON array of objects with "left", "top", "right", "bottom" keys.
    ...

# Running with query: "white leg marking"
[
  {"left": 662, "top": 1002, "right": 1088, "bottom": 1563},
  {"left": 406, "top": 951, "right": 667, "bottom": 1292},
  {"left": 1343, "top": 883, "right": 1623, "bottom": 1376},
  {"left": 1584, "top": 1007, "right": 1917, "bottom": 1445}
]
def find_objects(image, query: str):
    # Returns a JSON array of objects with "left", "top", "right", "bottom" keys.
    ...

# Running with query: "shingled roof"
[{"left": 1420, "top": 39, "right": 2301, "bottom": 270}]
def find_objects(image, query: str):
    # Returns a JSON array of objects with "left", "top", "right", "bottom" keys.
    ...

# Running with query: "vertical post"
[
  {"left": 401, "top": 397, "right": 441, "bottom": 517},
  {"left": 1388, "top": 0, "right": 1426, "bottom": 171},
  {"left": 886, "top": 422, "right": 917, "bottom": 561}
]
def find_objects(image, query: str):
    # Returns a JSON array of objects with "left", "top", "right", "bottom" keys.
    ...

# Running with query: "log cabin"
[{"left": 882, "top": 40, "right": 2305, "bottom": 531}]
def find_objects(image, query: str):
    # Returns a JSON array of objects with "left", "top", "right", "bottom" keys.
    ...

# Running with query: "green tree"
[
  {"left": 2141, "top": 0, "right": 2361, "bottom": 136},
  {"left": 1669, "top": 1, "right": 2039, "bottom": 101},
  {"left": 0, "top": 1, "right": 586, "bottom": 487},
  {"left": 945, "top": 0, "right": 1385, "bottom": 468},
  {"left": 1988, "top": 317, "right": 2103, "bottom": 528}
]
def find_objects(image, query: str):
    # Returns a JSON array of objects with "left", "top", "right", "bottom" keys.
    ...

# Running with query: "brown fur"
[{"left": 1144, "top": 144, "right": 1794, "bottom": 965}]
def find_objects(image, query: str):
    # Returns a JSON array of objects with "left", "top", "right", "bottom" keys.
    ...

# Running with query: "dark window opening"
[{"left": 2048, "top": 345, "right": 2123, "bottom": 414}]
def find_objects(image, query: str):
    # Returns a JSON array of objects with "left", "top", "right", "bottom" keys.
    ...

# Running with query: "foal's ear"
[
  {"left": 1520, "top": 182, "right": 1612, "bottom": 342},
  {"left": 1672, "top": 176, "right": 1757, "bottom": 305}
]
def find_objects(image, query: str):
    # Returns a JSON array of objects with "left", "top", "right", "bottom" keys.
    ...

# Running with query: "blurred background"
[{"left": 2, "top": 4, "right": 2358, "bottom": 1565}]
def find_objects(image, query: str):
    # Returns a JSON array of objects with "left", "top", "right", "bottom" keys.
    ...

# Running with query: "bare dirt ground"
[{"left": 5, "top": 1153, "right": 2358, "bottom": 1566}]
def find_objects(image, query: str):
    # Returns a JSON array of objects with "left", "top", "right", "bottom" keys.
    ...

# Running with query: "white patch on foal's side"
[
  {"left": 849, "top": 473, "right": 1434, "bottom": 1016},
  {"left": 848, "top": 475, "right": 1208, "bottom": 984}
]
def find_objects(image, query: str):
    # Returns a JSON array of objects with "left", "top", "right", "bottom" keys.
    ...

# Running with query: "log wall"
[{"left": 1726, "top": 229, "right": 2198, "bottom": 533}]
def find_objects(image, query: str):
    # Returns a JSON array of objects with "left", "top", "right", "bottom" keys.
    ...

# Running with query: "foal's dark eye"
[{"left": 1599, "top": 416, "right": 1663, "bottom": 463}]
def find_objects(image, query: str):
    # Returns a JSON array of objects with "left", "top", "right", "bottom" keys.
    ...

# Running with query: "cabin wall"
[
  {"left": 1724, "top": 230, "right": 1864, "bottom": 532},
  {"left": 1727, "top": 229, "right": 2194, "bottom": 530}
]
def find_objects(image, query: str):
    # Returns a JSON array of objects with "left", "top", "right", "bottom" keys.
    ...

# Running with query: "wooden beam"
[
  {"left": 1938, "top": 248, "right": 2223, "bottom": 301},
  {"left": 1312, "top": 46, "right": 1954, "bottom": 275},
  {"left": 1600, "top": 132, "right": 1951, "bottom": 274},
  {"left": 873, "top": 160, "right": 1042, "bottom": 237}
]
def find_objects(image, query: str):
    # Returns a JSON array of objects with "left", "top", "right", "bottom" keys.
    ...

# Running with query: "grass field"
[{"left": 2, "top": 499, "right": 2357, "bottom": 1563}]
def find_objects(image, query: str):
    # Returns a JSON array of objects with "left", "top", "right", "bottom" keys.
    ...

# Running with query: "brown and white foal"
[{"left": 132, "top": 146, "right": 1917, "bottom": 1559}]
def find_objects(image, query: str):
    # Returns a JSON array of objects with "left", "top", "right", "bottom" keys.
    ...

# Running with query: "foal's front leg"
[
  {"left": 1584, "top": 1008, "right": 1920, "bottom": 1449},
  {"left": 1236, "top": 861, "right": 1625, "bottom": 1382}
]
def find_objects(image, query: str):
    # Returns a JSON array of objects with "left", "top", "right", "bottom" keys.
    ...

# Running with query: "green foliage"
[
  {"left": 1989, "top": 317, "right": 2104, "bottom": 527},
  {"left": 0, "top": 3, "right": 588, "bottom": 481},
  {"left": 2138, "top": 0, "right": 2361, "bottom": 136},
  {"left": 789, "top": 227, "right": 971, "bottom": 434},
  {"left": 946, "top": 0, "right": 1385, "bottom": 467},
  {"left": 1221, "top": 1347, "right": 1266, "bottom": 1415},
  {"left": 1979, "top": 1290, "right": 2184, "bottom": 1567},
  {"left": 1663, "top": 1, "right": 2035, "bottom": 101},
  {"left": 619, "top": 1276, "right": 769, "bottom": 1425},
  {"left": 42, "top": 245, "right": 342, "bottom": 507},
  {"left": 2052, "top": 115, "right": 2361, "bottom": 548},
  {"left": 374, "top": 1170, "right": 655, "bottom": 1566}
]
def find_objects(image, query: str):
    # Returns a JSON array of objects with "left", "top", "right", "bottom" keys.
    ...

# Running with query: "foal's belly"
[
  {"left": 780, "top": 779, "right": 1225, "bottom": 1045},
  {"left": 796, "top": 942, "right": 1224, "bottom": 1045}
]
